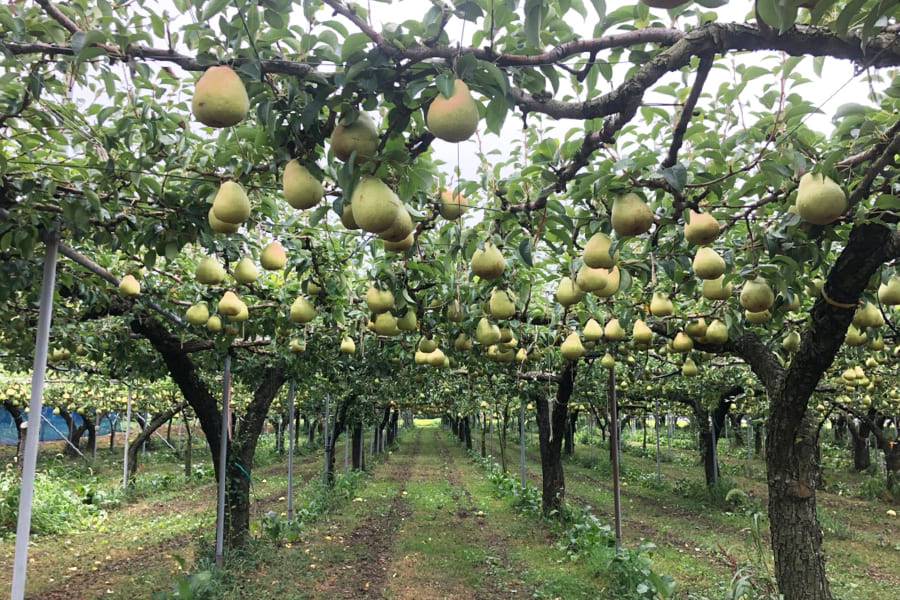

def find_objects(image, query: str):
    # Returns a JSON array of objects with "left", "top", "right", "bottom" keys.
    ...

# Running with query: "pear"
[
  {"left": 186, "top": 302, "right": 210, "bottom": 325},
  {"left": 373, "top": 312, "right": 401, "bottom": 336},
  {"left": 778, "top": 291, "right": 801, "bottom": 312},
  {"left": 212, "top": 181, "right": 251, "bottom": 225},
  {"left": 283, "top": 160, "right": 324, "bottom": 210},
  {"left": 233, "top": 257, "right": 258, "bottom": 285},
  {"left": 560, "top": 332, "right": 585, "bottom": 361},
  {"left": 592, "top": 266, "right": 621, "bottom": 298},
  {"left": 206, "top": 315, "right": 223, "bottom": 333},
  {"left": 290, "top": 339, "right": 306, "bottom": 353},
  {"left": 475, "top": 317, "right": 501, "bottom": 345},
  {"left": 191, "top": 65, "right": 249, "bottom": 128},
  {"left": 341, "top": 201, "right": 360, "bottom": 230},
  {"left": 796, "top": 172, "right": 847, "bottom": 225},
  {"left": 845, "top": 324, "right": 867, "bottom": 346},
  {"left": 516, "top": 347, "right": 528, "bottom": 362},
  {"left": 672, "top": 331, "right": 693, "bottom": 353},
  {"left": 331, "top": 111, "right": 379, "bottom": 163},
  {"left": 745, "top": 309, "right": 771, "bottom": 324},
  {"left": 426, "top": 79, "right": 480, "bottom": 142},
  {"left": 471, "top": 242, "right": 505, "bottom": 279},
  {"left": 583, "top": 232, "right": 618, "bottom": 268},
  {"left": 365, "top": 285, "right": 395, "bottom": 314},
  {"left": 685, "top": 318, "right": 707, "bottom": 339},
  {"left": 340, "top": 336, "right": 356, "bottom": 354},
  {"left": 379, "top": 205, "right": 414, "bottom": 242},
  {"left": 351, "top": 176, "right": 402, "bottom": 234},
  {"left": 418, "top": 337, "right": 438, "bottom": 353},
  {"left": 446, "top": 299, "right": 464, "bottom": 322},
  {"left": 611, "top": 192, "right": 653, "bottom": 236},
  {"left": 649, "top": 292, "right": 673, "bottom": 317},
  {"left": 681, "top": 357, "right": 699, "bottom": 377},
  {"left": 397, "top": 308, "right": 417, "bottom": 331},
  {"left": 489, "top": 288, "right": 516, "bottom": 319},
  {"left": 555, "top": 277, "right": 585, "bottom": 307},
  {"left": 704, "top": 319, "right": 729, "bottom": 344},
  {"left": 684, "top": 210, "right": 720, "bottom": 245},
  {"left": 118, "top": 274, "right": 140, "bottom": 297},
  {"left": 633, "top": 319, "right": 653, "bottom": 345},
  {"left": 740, "top": 277, "right": 774, "bottom": 313},
  {"left": 702, "top": 275, "right": 733, "bottom": 301},
  {"left": 692, "top": 246, "right": 726, "bottom": 280},
  {"left": 289, "top": 297, "right": 316, "bottom": 324},
  {"left": 438, "top": 189, "right": 469, "bottom": 220},
  {"left": 878, "top": 276, "right": 900, "bottom": 305},
  {"left": 454, "top": 333, "right": 472, "bottom": 351},
  {"left": 867, "top": 334, "right": 885, "bottom": 351},
  {"left": 218, "top": 291, "right": 244, "bottom": 317},
  {"left": 196, "top": 256, "right": 226, "bottom": 285},
  {"left": 604, "top": 318, "right": 627, "bottom": 341},
  {"left": 575, "top": 264, "right": 609, "bottom": 292},
  {"left": 260, "top": 242, "right": 287, "bottom": 270},
  {"left": 383, "top": 232, "right": 414, "bottom": 252},
  {"left": 228, "top": 302, "right": 249, "bottom": 322},
  {"left": 414, "top": 350, "right": 428, "bottom": 365},
  {"left": 208, "top": 207, "right": 239, "bottom": 234},
  {"left": 782, "top": 330, "right": 801, "bottom": 353},
  {"left": 600, "top": 351, "right": 616, "bottom": 369},
  {"left": 583, "top": 318, "right": 604, "bottom": 341},
  {"left": 853, "top": 301, "right": 884, "bottom": 329},
  {"left": 426, "top": 348, "right": 447, "bottom": 367}
]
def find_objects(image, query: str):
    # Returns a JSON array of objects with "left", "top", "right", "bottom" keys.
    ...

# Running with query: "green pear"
[
  {"left": 206, "top": 315, "right": 223, "bottom": 333},
  {"left": 489, "top": 288, "right": 516, "bottom": 319},
  {"left": 373, "top": 312, "right": 401, "bottom": 336},
  {"left": 426, "top": 79, "right": 480, "bottom": 142},
  {"left": 744, "top": 309, "right": 771, "bottom": 324},
  {"left": 878, "top": 276, "right": 900, "bottom": 305},
  {"left": 853, "top": 301, "right": 884, "bottom": 329},
  {"left": 218, "top": 290, "right": 244, "bottom": 317},
  {"left": 575, "top": 264, "right": 609, "bottom": 292},
  {"left": 341, "top": 201, "right": 360, "bottom": 230},
  {"left": 592, "top": 266, "right": 621, "bottom": 298},
  {"left": 378, "top": 205, "right": 413, "bottom": 243},
  {"left": 438, "top": 189, "right": 468, "bottom": 220},
  {"left": 118, "top": 274, "right": 140, "bottom": 297},
  {"left": 649, "top": 292, "right": 673, "bottom": 317},
  {"left": 583, "top": 232, "right": 618, "bottom": 268},
  {"left": 475, "top": 317, "right": 501, "bottom": 345},
  {"left": 692, "top": 246, "right": 726, "bottom": 280},
  {"left": 672, "top": 331, "right": 693, "bottom": 353},
  {"left": 289, "top": 297, "right": 316, "bottom": 323},
  {"left": 331, "top": 111, "right": 378, "bottom": 163},
  {"left": 195, "top": 256, "right": 226, "bottom": 285},
  {"left": 600, "top": 351, "right": 615, "bottom": 369},
  {"left": 633, "top": 319, "right": 653, "bottom": 345},
  {"left": 191, "top": 65, "right": 249, "bottom": 128},
  {"left": 446, "top": 299, "right": 464, "bottom": 322},
  {"left": 186, "top": 302, "right": 210, "bottom": 325},
  {"left": 290, "top": 339, "right": 307, "bottom": 353},
  {"left": 560, "top": 332, "right": 585, "bottom": 361},
  {"left": 685, "top": 318, "right": 707, "bottom": 339},
  {"left": 684, "top": 210, "right": 720, "bottom": 245},
  {"left": 283, "top": 160, "right": 324, "bottom": 210},
  {"left": 702, "top": 275, "right": 733, "bottom": 301},
  {"left": 845, "top": 324, "right": 867, "bottom": 346},
  {"left": 233, "top": 257, "right": 258, "bottom": 285},
  {"left": 351, "top": 176, "right": 401, "bottom": 234},
  {"left": 611, "top": 192, "right": 653, "bottom": 236},
  {"left": 228, "top": 302, "right": 249, "bottom": 322},
  {"left": 704, "top": 319, "right": 729, "bottom": 344},
  {"left": 782, "top": 330, "right": 801, "bottom": 353},
  {"left": 681, "top": 357, "right": 698, "bottom": 377},
  {"left": 796, "top": 172, "right": 846, "bottom": 225},
  {"left": 208, "top": 207, "right": 239, "bottom": 234},
  {"left": 454, "top": 332, "right": 472, "bottom": 351},
  {"left": 418, "top": 337, "right": 438, "bottom": 353},
  {"left": 397, "top": 308, "right": 418, "bottom": 331},
  {"left": 604, "top": 318, "right": 627, "bottom": 341},
  {"left": 471, "top": 242, "right": 505, "bottom": 279},
  {"left": 383, "top": 232, "right": 414, "bottom": 252},
  {"left": 365, "top": 285, "right": 395, "bottom": 314},
  {"left": 555, "top": 277, "right": 585, "bottom": 307},
  {"left": 583, "top": 318, "right": 604, "bottom": 341},
  {"left": 740, "top": 277, "right": 774, "bottom": 313},
  {"left": 340, "top": 336, "right": 356, "bottom": 354},
  {"left": 212, "top": 181, "right": 251, "bottom": 225},
  {"left": 260, "top": 242, "right": 287, "bottom": 271}
]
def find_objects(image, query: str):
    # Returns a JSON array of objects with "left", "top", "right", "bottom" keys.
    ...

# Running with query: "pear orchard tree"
[{"left": 2, "top": 0, "right": 900, "bottom": 598}]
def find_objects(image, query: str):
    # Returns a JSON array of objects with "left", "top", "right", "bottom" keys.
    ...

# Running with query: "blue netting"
[{"left": 0, "top": 408, "right": 120, "bottom": 445}]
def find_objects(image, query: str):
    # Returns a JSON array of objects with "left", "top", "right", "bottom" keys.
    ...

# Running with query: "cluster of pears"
[
  {"left": 339, "top": 176, "right": 415, "bottom": 252},
  {"left": 414, "top": 336, "right": 450, "bottom": 368},
  {"left": 209, "top": 181, "right": 251, "bottom": 233},
  {"left": 364, "top": 284, "right": 418, "bottom": 337},
  {"left": 845, "top": 300, "right": 886, "bottom": 348},
  {"left": 556, "top": 232, "right": 622, "bottom": 309}
]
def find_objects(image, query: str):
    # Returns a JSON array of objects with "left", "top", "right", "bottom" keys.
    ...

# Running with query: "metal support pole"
[
  {"left": 344, "top": 424, "right": 349, "bottom": 475},
  {"left": 746, "top": 418, "right": 752, "bottom": 476},
  {"left": 122, "top": 389, "right": 133, "bottom": 488},
  {"left": 654, "top": 401, "right": 662, "bottom": 485},
  {"left": 11, "top": 231, "right": 58, "bottom": 600},
  {"left": 215, "top": 354, "right": 231, "bottom": 568},
  {"left": 710, "top": 416, "right": 719, "bottom": 484},
  {"left": 609, "top": 367, "right": 622, "bottom": 554},
  {"left": 39, "top": 414, "right": 84, "bottom": 458},
  {"left": 286, "top": 381, "right": 295, "bottom": 520},
  {"left": 519, "top": 398, "right": 526, "bottom": 488},
  {"left": 322, "top": 393, "right": 331, "bottom": 485}
]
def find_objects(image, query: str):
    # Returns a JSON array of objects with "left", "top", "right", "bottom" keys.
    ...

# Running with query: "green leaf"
[
  {"left": 660, "top": 164, "right": 687, "bottom": 192},
  {"left": 200, "top": 0, "right": 231, "bottom": 22},
  {"left": 436, "top": 72, "right": 455, "bottom": 99},
  {"left": 524, "top": 0, "right": 542, "bottom": 48},
  {"left": 518, "top": 237, "right": 533, "bottom": 267}
]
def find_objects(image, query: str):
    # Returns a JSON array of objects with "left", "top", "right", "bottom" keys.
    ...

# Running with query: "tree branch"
[{"left": 662, "top": 53, "right": 713, "bottom": 168}]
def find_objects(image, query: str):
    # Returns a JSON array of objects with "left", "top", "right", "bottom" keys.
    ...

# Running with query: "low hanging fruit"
[
  {"left": 877, "top": 276, "right": 900, "bottom": 305},
  {"left": 583, "top": 318, "right": 604, "bottom": 341},
  {"left": 212, "top": 181, "right": 251, "bottom": 225},
  {"left": 208, "top": 207, "right": 239, "bottom": 234},
  {"left": 649, "top": 292, "right": 674, "bottom": 317},
  {"left": 795, "top": 172, "right": 847, "bottom": 225},
  {"left": 575, "top": 264, "right": 609, "bottom": 292},
  {"left": 191, "top": 65, "right": 249, "bottom": 128},
  {"left": 692, "top": 246, "right": 726, "bottom": 280},
  {"left": 604, "top": 318, "right": 627, "bottom": 341},
  {"left": 351, "top": 176, "right": 402, "bottom": 234},
  {"left": 378, "top": 205, "right": 414, "bottom": 243},
  {"left": 195, "top": 256, "right": 226, "bottom": 285},
  {"left": 583, "top": 232, "right": 618, "bottom": 268},
  {"left": 186, "top": 302, "right": 210, "bottom": 325},
  {"left": 672, "top": 331, "right": 693, "bottom": 353},
  {"left": 289, "top": 297, "right": 316, "bottom": 324},
  {"left": 397, "top": 308, "right": 417, "bottom": 331},
  {"left": 331, "top": 111, "right": 379, "bottom": 163},
  {"left": 702, "top": 275, "right": 733, "bottom": 301},
  {"left": 365, "top": 285, "right": 395, "bottom": 314},
  {"left": 283, "top": 160, "right": 324, "bottom": 210},
  {"left": 426, "top": 78, "right": 480, "bottom": 142},
  {"left": 233, "top": 257, "right": 258, "bottom": 285},
  {"left": 340, "top": 336, "right": 356, "bottom": 354},
  {"left": 218, "top": 291, "right": 244, "bottom": 317},
  {"left": 704, "top": 319, "right": 729, "bottom": 344},
  {"left": 260, "top": 242, "right": 287, "bottom": 271},
  {"left": 560, "top": 332, "right": 585, "bottom": 361},
  {"left": 633, "top": 319, "right": 653, "bottom": 345},
  {"left": 438, "top": 189, "right": 469, "bottom": 220},
  {"left": 591, "top": 266, "right": 620, "bottom": 298},
  {"left": 555, "top": 277, "right": 585, "bottom": 307},
  {"left": 611, "top": 192, "right": 653, "bottom": 236},
  {"left": 681, "top": 357, "right": 699, "bottom": 377},
  {"left": 475, "top": 317, "right": 501, "bottom": 345},
  {"left": 471, "top": 241, "right": 505, "bottom": 279},
  {"left": 740, "top": 277, "right": 775, "bottom": 313},
  {"left": 684, "top": 210, "right": 720, "bottom": 245},
  {"left": 118, "top": 274, "right": 141, "bottom": 297},
  {"left": 489, "top": 288, "right": 516, "bottom": 320}
]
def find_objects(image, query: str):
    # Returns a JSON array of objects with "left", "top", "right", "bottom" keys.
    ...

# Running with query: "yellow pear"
[
  {"left": 383, "top": 232, "right": 414, "bottom": 252},
  {"left": 560, "top": 332, "right": 585, "bottom": 361},
  {"left": 379, "top": 205, "right": 414, "bottom": 242},
  {"left": 555, "top": 277, "right": 585, "bottom": 307},
  {"left": 681, "top": 357, "right": 699, "bottom": 377},
  {"left": 877, "top": 276, "right": 900, "bottom": 305},
  {"left": 672, "top": 331, "right": 693, "bottom": 353},
  {"left": 867, "top": 334, "right": 884, "bottom": 351},
  {"left": 260, "top": 242, "right": 287, "bottom": 270},
  {"left": 489, "top": 288, "right": 516, "bottom": 319},
  {"left": 633, "top": 319, "right": 653, "bottom": 345},
  {"left": 341, "top": 201, "right": 360, "bottom": 230},
  {"left": 592, "top": 266, "right": 621, "bottom": 298},
  {"left": 604, "top": 318, "right": 627, "bottom": 341},
  {"left": 446, "top": 299, "right": 464, "bottom": 322},
  {"left": 331, "top": 111, "right": 378, "bottom": 163},
  {"left": 283, "top": 160, "right": 324, "bottom": 210},
  {"left": 365, "top": 285, "right": 395, "bottom": 314},
  {"left": 397, "top": 308, "right": 417, "bottom": 331},
  {"left": 471, "top": 242, "right": 505, "bottom": 279},
  {"left": 233, "top": 257, "right": 258, "bottom": 285},
  {"left": 575, "top": 264, "right": 609, "bottom": 292},
  {"left": 212, "top": 181, "right": 251, "bottom": 225},
  {"left": 195, "top": 256, "right": 226, "bottom": 285},
  {"left": 611, "top": 192, "right": 653, "bottom": 236},
  {"left": 340, "top": 336, "right": 356, "bottom": 354},
  {"left": 118, "top": 274, "right": 140, "bottom": 297},
  {"left": 692, "top": 246, "right": 726, "bottom": 280},
  {"left": 206, "top": 315, "right": 223, "bottom": 333},
  {"left": 600, "top": 351, "right": 616, "bottom": 369},
  {"left": 426, "top": 79, "right": 480, "bottom": 142},
  {"left": 649, "top": 292, "right": 673, "bottom": 317},
  {"left": 685, "top": 318, "right": 707, "bottom": 339},
  {"left": 475, "top": 317, "right": 501, "bottom": 345},
  {"left": 290, "top": 339, "right": 306, "bottom": 353},
  {"left": 583, "top": 232, "right": 618, "bottom": 268},
  {"left": 373, "top": 312, "right": 401, "bottom": 336},
  {"left": 454, "top": 333, "right": 472, "bottom": 351},
  {"left": 438, "top": 189, "right": 469, "bottom": 220},
  {"left": 702, "top": 275, "right": 733, "bottom": 301},
  {"left": 186, "top": 302, "right": 210, "bottom": 325},
  {"left": 426, "top": 348, "right": 447, "bottom": 367},
  {"left": 704, "top": 319, "right": 729, "bottom": 344},
  {"left": 208, "top": 207, "right": 239, "bottom": 234},
  {"left": 228, "top": 302, "right": 249, "bottom": 322},
  {"left": 191, "top": 65, "right": 249, "bottom": 128},
  {"left": 853, "top": 301, "right": 884, "bottom": 329},
  {"left": 351, "top": 176, "right": 401, "bottom": 234},
  {"left": 845, "top": 324, "right": 867, "bottom": 346},
  {"left": 740, "top": 277, "right": 774, "bottom": 313},
  {"left": 583, "top": 318, "right": 604, "bottom": 341},
  {"left": 418, "top": 337, "right": 438, "bottom": 353},
  {"left": 796, "top": 172, "right": 847, "bottom": 225},
  {"left": 289, "top": 297, "right": 316, "bottom": 324},
  {"left": 684, "top": 210, "right": 720, "bottom": 245},
  {"left": 745, "top": 309, "right": 771, "bottom": 324},
  {"left": 218, "top": 291, "right": 244, "bottom": 317},
  {"left": 782, "top": 330, "right": 801, "bottom": 353},
  {"left": 516, "top": 347, "right": 528, "bottom": 362}
]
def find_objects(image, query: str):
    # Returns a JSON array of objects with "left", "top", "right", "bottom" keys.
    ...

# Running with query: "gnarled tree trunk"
[{"left": 532, "top": 361, "right": 576, "bottom": 516}]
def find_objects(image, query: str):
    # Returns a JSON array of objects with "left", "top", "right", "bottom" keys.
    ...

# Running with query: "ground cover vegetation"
[{"left": 2, "top": 0, "right": 900, "bottom": 598}]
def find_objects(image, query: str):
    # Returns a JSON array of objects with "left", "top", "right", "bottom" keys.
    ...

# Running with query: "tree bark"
[
  {"left": 847, "top": 418, "right": 871, "bottom": 471},
  {"left": 532, "top": 361, "right": 576, "bottom": 516},
  {"left": 351, "top": 422, "right": 365, "bottom": 470},
  {"left": 564, "top": 409, "right": 578, "bottom": 456},
  {"left": 127, "top": 402, "right": 188, "bottom": 485}
]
